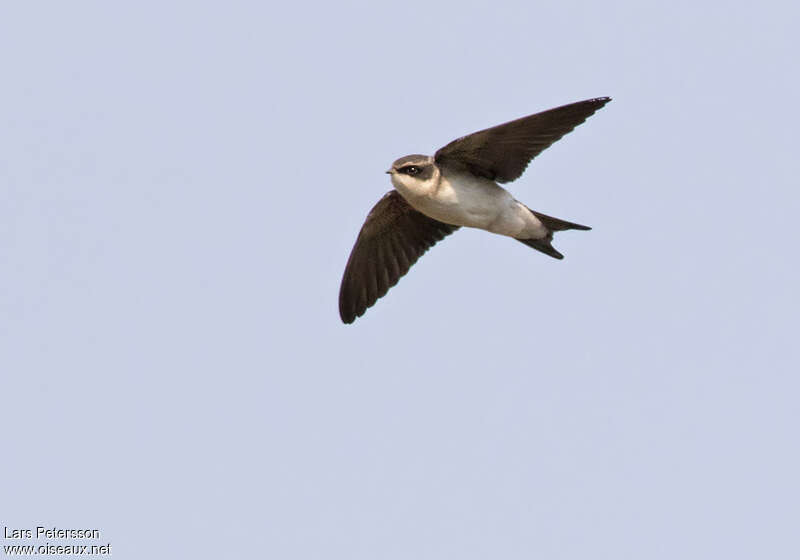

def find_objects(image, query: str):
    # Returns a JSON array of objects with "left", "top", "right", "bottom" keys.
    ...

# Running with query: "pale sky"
[{"left": 2, "top": 1, "right": 798, "bottom": 558}]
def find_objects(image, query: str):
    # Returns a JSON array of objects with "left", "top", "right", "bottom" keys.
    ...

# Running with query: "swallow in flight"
[{"left": 339, "top": 97, "right": 611, "bottom": 323}]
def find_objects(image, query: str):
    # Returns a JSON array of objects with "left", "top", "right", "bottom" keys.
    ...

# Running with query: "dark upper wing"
[
  {"left": 434, "top": 97, "right": 611, "bottom": 183},
  {"left": 339, "top": 190, "right": 459, "bottom": 324}
]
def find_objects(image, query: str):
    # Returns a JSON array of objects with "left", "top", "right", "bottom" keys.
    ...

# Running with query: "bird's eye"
[{"left": 401, "top": 166, "right": 421, "bottom": 176}]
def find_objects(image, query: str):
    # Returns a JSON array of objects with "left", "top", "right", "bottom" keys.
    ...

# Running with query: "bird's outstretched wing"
[
  {"left": 434, "top": 97, "right": 611, "bottom": 183},
  {"left": 339, "top": 190, "right": 459, "bottom": 324}
]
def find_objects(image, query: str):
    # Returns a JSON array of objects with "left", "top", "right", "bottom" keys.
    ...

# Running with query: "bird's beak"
[{"left": 385, "top": 169, "right": 393, "bottom": 174}]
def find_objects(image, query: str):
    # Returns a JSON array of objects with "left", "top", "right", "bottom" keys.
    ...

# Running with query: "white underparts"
[{"left": 391, "top": 169, "right": 548, "bottom": 240}]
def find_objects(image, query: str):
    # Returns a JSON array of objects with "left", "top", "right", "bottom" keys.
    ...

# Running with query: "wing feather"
[
  {"left": 339, "top": 190, "right": 459, "bottom": 323},
  {"left": 434, "top": 97, "right": 610, "bottom": 183}
]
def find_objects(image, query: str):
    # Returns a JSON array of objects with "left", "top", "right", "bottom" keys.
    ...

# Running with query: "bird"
[{"left": 338, "top": 97, "right": 611, "bottom": 324}]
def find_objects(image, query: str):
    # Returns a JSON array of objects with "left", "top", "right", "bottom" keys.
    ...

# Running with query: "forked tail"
[{"left": 516, "top": 209, "right": 591, "bottom": 260}]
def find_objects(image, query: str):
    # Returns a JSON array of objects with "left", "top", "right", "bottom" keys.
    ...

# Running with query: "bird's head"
[{"left": 386, "top": 154, "right": 438, "bottom": 196}]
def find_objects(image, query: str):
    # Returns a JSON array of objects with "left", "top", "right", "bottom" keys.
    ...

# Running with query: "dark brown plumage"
[
  {"left": 435, "top": 97, "right": 610, "bottom": 183},
  {"left": 338, "top": 191, "right": 459, "bottom": 324}
]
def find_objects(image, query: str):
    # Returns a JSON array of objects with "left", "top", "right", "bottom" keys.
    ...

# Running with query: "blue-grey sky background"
[{"left": 2, "top": 1, "right": 798, "bottom": 558}]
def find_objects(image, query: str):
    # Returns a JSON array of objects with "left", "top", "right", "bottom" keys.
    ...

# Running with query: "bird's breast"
[{"left": 404, "top": 172, "right": 512, "bottom": 229}]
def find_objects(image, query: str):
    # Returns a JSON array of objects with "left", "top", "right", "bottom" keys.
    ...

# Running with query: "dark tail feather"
[
  {"left": 517, "top": 237, "right": 564, "bottom": 259},
  {"left": 530, "top": 210, "right": 591, "bottom": 231},
  {"left": 516, "top": 207, "right": 591, "bottom": 259}
]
